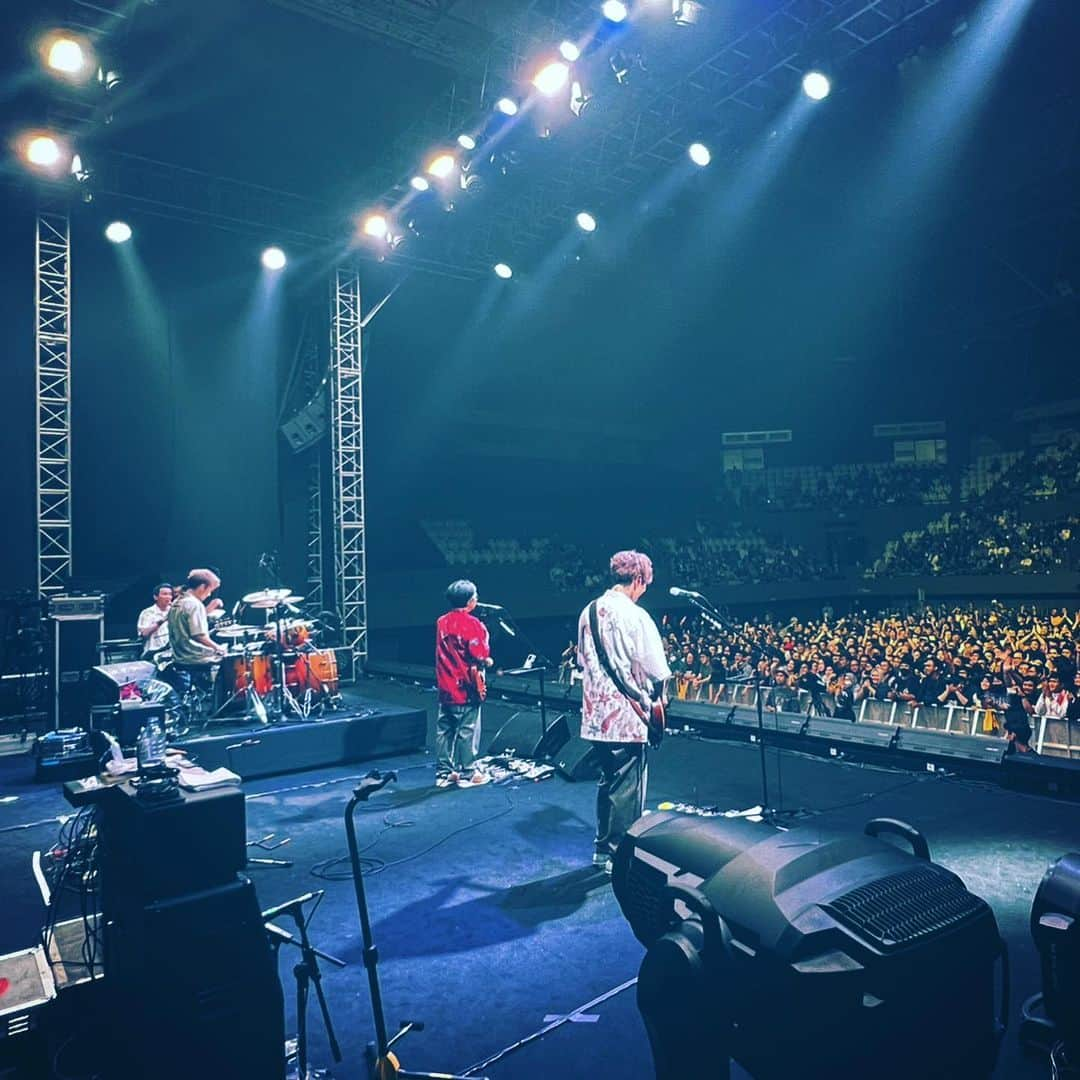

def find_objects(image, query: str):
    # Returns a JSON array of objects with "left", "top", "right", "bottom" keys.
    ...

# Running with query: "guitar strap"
[{"left": 588, "top": 600, "right": 647, "bottom": 716}]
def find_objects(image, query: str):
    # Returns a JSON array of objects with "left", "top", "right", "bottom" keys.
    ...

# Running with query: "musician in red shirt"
[{"left": 435, "top": 580, "right": 494, "bottom": 787}]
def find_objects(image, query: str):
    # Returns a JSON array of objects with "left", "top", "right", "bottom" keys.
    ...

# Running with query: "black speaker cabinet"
[
  {"left": 99, "top": 782, "right": 247, "bottom": 922},
  {"left": 105, "top": 877, "right": 285, "bottom": 1080},
  {"left": 555, "top": 736, "right": 601, "bottom": 781},
  {"left": 483, "top": 710, "right": 545, "bottom": 757}
]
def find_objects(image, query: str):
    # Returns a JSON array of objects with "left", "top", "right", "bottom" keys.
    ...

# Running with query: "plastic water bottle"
[{"left": 137, "top": 717, "right": 166, "bottom": 771}]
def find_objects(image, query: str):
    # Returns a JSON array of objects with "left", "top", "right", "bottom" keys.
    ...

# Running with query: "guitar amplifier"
[{"left": 47, "top": 594, "right": 105, "bottom": 620}]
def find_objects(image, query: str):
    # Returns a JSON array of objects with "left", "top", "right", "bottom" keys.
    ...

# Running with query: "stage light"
[
  {"left": 457, "top": 133, "right": 476, "bottom": 150},
  {"left": 25, "top": 135, "right": 62, "bottom": 169},
  {"left": 576, "top": 211, "right": 597, "bottom": 233},
  {"left": 104, "top": 221, "right": 132, "bottom": 244},
  {"left": 614, "top": 812, "right": 1006, "bottom": 1079},
  {"left": 688, "top": 142, "right": 711, "bottom": 167},
  {"left": 493, "top": 263, "right": 513, "bottom": 279},
  {"left": 570, "top": 80, "right": 591, "bottom": 117},
  {"left": 261, "top": 246, "right": 286, "bottom": 270},
  {"left": 410, "top": 175, "right": 430, "bottom": 191},
  {"left": 426, "top": 152, "right": 456, "bottom": 178},
  {"left": 672, "top": 0, "right": 703, "bottom": 25},
  {"left": 802, "top": 70, "right": 831, "bottom": 101},
  {"left": 602, "top": 0, "right": 628, "bottom": 22},
  {"left": 495, "top": 97, "right": 519, "bottom": 117},
  {"left": 46, "top": 36, "right": 87, "bottom": 75},
  {"left": 533, "top": 60, "right": 570, "bottom": 97},
  {"left": 559, "top": 40, "right": 581, "bottom": 63},
  {"left": 362, "top": 213, "right": 389, "bottom": 239},
  {"left": 610, "top": 50, "right": 631, "bottom": 84}
]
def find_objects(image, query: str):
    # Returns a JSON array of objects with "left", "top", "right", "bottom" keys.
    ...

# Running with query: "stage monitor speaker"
[
  {"left": 105, "top": 877, "right": 285, "bottom": 1080},
  {"left": 802, "top": 716, "right": 901, "bottom": 752},
  {"left": 533, "top": 712, "right": 571, "bottom": 761},
  {"left": 555, "top": 736, "right": 601, "bottom": 781},
  {"left": 484, "top": 710, "right": 543, "bottom": 757},
  {"left": 898, "top": 728, "right": 1007, "bottom": 767},
  {"left": 1001, "top": 752, "right": 1080, "bottom": 798}
]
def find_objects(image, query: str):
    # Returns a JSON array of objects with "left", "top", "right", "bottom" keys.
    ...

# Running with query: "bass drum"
[{"left": 286, "top": 649, "right": 339, "bottom": 696}]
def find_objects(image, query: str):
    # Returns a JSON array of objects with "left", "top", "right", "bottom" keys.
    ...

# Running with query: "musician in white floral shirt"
[{"left": 578, "top": 550, "right": 670, "bottom": 872}]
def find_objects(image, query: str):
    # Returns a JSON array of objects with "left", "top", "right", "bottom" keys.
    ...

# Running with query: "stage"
[{"left": 0, "top": 675, "right": 1073, "bottom": 1079}]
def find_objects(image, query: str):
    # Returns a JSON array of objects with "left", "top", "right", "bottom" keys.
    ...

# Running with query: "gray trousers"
[
  {"left": 437, "top": 702, "right": 480, "bottom": 776},
  {"left": 591, "top": 741, "right": 648, "bottom": 859}
]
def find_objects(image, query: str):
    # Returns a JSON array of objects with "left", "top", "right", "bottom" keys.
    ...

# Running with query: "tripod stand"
[
  {"left": 345, "top": 771, "right": 487, "bottom": 1080},
  {"left": 263, "top": 891, "right": 346, "bottom": 1080}
]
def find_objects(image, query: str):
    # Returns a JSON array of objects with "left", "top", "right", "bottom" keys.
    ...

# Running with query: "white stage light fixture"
[
  {"left": 672, "top": 0, "right": 703, "bottom": 25},
  {"left": 493, "top": 263, "right": 513, "bottom": 279},
  {"left": 559, "top": 40, "right": 581, "bottom": 62},
  {"left": 261, "top": 247, "right": 287, "bottom": 270},
  {"left": 104, "top": 221, "right": 132, "bottom": 244},
  {"left": 571, "top": 79, "right": 592, "bottom": 117},
  {"left": 802, "top": 70, "right": 831, "bottom": 101},
  {"left": 495, "top": 97, "right": 519, "bottom": 116},
  {"left": 47, "top": 37, "right": 87, "bottom": 75},
  {"left": 602, "top": 1, "right": 629, "bottom": 22},
  {"left": 362, "top": 214, "right": 389, "bottom": 239},
  {"left": 427, "top": 152, "right": 456, "bottom": 178},
  {"left": 688, "top": 142, "right": 711, "bottom": 167},
  {"left": 534, "top": 60, "right": 570, "bottom": 96},
  {"left": 25, "top": 135, "right": 62, "bottom": 168},
  {"left": 410, "top": 175, "right": 430, "bottom": 191},
  {"left": 457, "top": 133, "right": 476, "bottom": 150},
  {"left": 576, "top": 211, "right": 597, "bottom": 233}
]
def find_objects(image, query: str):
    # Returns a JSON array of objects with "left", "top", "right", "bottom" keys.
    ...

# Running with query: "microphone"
[
  {"left": 669, "top": 587, "right": 703, "bottom": 599},
  {"left": 474, "top": 602, "right": 504, "bottom": 611},
  {"left": 260, "top": 889, "right": 323, "bottom": 922}
]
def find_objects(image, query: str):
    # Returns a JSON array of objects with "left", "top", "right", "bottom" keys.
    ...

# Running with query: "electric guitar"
[
  {"left": 630, "top": 682, "right": 667, "bottom": 748},
  {"left": 466, "top": 663, "right": 487, "bottom": 703}
]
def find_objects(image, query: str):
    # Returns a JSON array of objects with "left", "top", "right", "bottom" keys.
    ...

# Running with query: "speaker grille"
[
  {"left": 823, "top": 865, "right": 985, "bottom": 949},
  {"left": 625, "top": 857, "right": 677, "bottom": 945}
]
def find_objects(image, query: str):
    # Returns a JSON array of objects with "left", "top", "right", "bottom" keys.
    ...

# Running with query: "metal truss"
[
  {"left": 305, "top": 457, "right": 325, "bottom": 616},
  {"left": 35, "top": 211, "right": 73, "bottom": 596},
  {"left": 330, "top": 268, "right": 368, "bottom": 661}
]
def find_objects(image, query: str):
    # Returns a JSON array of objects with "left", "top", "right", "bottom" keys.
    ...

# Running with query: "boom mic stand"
[
  {"left": 262, "top": 891, "right": 346, "bottom": 1079},
  {"left": 345, "top": 771, "right": 486, "bottom": 1080},
  {"left": 682, "top": 594, "right": 779, "bottom": 823}
]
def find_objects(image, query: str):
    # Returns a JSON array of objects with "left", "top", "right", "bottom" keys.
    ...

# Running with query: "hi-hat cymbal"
[
  {"left": 242, "top": 588, "right": 293, "bottom": 605},
  {"left": 215, "top": 625, "right": 260, "bottom": 638},
  {"left": 281, "top": 595, "right": 304, "bottom": 605}
]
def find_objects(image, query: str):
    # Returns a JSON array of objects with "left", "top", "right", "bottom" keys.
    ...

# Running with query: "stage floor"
[{"left": 0, "top": 675, "right": 1075, "bottom": 1079}]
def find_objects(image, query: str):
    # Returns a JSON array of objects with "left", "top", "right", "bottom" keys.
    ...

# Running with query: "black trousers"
[{"left": 591, "top": 741, "right": 648, "bottom": 860}]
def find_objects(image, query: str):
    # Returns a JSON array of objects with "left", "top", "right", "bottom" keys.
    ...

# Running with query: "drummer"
[
  {"left": 137, "top": 583, "right": 173, "bottom": 658},
  {"left": 168, "top": 569, "right": 230, "bottom": 671}
]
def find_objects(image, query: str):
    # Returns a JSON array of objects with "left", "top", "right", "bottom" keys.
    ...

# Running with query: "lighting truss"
[
  {"left": 306, "top": 457, "right": 325, "bottom": 616},
  {"left": 35, "top": 210, "right": 73, "bottom": 595},
  {"left": 330, "top": 267, "right": 368, "bottom": 662}
]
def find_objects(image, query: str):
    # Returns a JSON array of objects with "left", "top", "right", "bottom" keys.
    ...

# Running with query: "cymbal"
[
  {"left": 242, "top": 588, "right": 293, "bottom": 605},
  {"left": 215, "top": 625, "right": 260, "bottom": 638},
  {"left": 281, "top": 595, "right": 304, "bottom": 605},
  {"left": 281, "top": 618, "right": 316, "bottom": 630}
]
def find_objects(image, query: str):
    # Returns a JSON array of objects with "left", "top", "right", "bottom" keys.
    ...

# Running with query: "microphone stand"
[
  {"left": 477, "top": 604, "right": 553, "bottom": 746},
  {"left": 345, "top": 771, "right": 485, "bottom": 1080},
  {"left": 680, "top": 593, "right": 777, "bottom": 822}
]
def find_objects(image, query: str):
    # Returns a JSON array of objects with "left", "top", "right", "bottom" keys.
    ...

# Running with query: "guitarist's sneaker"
[
  {"left": 458, "top": 769, "right": 492, "bottom": 787},
  {"left": 436, "top": 771, "right": 461, "bottom": 788}
]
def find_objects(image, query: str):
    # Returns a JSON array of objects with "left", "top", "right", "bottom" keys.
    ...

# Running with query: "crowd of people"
[
  {"left": 649, "top": 522, "right": 838, "bottom": 588},
  {"left": 720, "top": 461, "right": 951, "bottom": 512},
  {"left": 656, "top": 602, "right": 1080, "bottom": 750},
  {"left": 869, "top": 510, "right": 1079, "bottom": 577}
]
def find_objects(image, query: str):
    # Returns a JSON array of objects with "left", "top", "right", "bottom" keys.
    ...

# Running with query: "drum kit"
[{"left": 159, "top": 586, "right": 341, "bottom": 728}]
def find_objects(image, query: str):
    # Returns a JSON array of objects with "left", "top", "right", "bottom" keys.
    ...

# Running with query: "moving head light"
[{"left": 612, "top": 812, "right": 1007, "bottom": 1080}]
